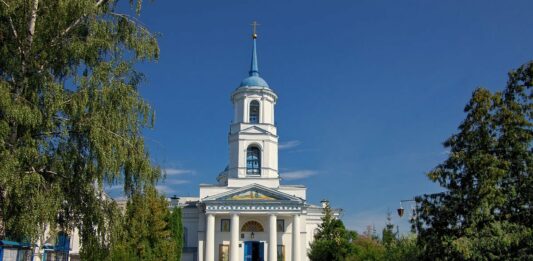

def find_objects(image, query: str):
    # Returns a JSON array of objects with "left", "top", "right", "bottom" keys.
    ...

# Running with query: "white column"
[
  {"left": 269, "top": 214, "right": 277, "bottom": 261},
  {"left": 198, "top": 238, "right": 205, "bottom": 261},
  {"left": 292, "top": 214, "right": 301, "bottom": 261},
  {"left": 205, "top": 214, "right": 215, "bottom": 261},
  {"left": 230, "top": 214, "right": 240, "bottom": 261}
]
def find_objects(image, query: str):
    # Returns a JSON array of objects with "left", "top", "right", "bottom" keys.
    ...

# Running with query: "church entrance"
[{"left": 244, "top": 241, "right": 264, "bottom": 261}]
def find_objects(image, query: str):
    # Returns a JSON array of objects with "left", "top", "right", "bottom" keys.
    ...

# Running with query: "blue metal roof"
[
  {"left": 249, "top": 37, "right": 259, "bottom": 77},
  {"left": 239, "top": 37, "right": 270, "bottom": 88},
  {"left": 240, "top": 75, "right": 269, "bottom": 88}
]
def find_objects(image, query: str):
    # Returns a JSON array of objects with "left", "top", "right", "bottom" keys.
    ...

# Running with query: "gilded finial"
[{"left": 251, "top": 21, "right": 260, "bottom": 39}]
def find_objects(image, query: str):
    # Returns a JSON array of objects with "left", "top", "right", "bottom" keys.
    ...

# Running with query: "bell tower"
[{"left": 218, "top": 24, "right": 280, "bottom": 188}]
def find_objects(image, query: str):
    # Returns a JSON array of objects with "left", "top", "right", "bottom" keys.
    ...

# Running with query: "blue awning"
[
  {"left": 0, "top": 240, "right": 21, "bottom": 247},
  {"left": 0, "top": 240, "right": 35, "bottom": 248}
]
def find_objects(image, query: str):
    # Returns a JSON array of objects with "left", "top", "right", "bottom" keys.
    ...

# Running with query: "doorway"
[{"left": 244, "top": 241, "right": 264, "bottom": 261}]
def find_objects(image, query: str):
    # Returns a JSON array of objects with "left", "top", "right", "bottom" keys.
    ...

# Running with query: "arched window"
[
  {"left": 246, "top": 146, "right": 261, "bottom": 175},
  {"left": 249, "top": 100, "right": 260, "bottom": 123},
  {"left": 241, "top": 221, "right": 264, "bottom": 232}
]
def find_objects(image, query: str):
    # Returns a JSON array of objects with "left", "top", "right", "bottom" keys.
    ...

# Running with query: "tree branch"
[
  {"left": 53, "top": 0, "right": 108, "bottom": 44},
  {"left": 99, "top": 126, "right": 135, "bottom": 149},
  {"left": 19, "top": 0, "right": 39, "bottom": 84},
  {"left": 1, "top": 0, "right": 23, "bottom": 76},
  {"left": 109, "top": 12, "right": 151, "bottom": 34},
  {"left": 32, "top": 0, "right": 110, "bottom": 73},
  {"left": 27, "top": 0, "right": 39, "bottom": 49},
  {"left": 10, "top": 13, "right": 23, "bottom": 57},
  {"left": 25, "top": 167, "right": 67, "bottom": 179},
  {"left": 1, "top": 0, "right": 20, "bottom": 41}
]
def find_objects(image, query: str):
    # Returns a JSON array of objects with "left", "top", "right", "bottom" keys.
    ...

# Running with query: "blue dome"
[{"left": 239, "top": 75, "right": 269, "bottom": 88}]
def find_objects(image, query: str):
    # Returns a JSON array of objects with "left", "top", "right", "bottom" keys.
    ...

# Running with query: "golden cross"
[{"left": 251, "top": 21, "right": 260, "bottom": 39}]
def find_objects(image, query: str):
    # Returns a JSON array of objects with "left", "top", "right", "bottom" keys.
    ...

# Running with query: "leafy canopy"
[
  {"left": 106, "top": 188, "right": 177, "bottom": 261},
  {"left": 416, "top": 62, "right": 533, "bottom": 260},
  {"left": 0, "top": 0, "right": 160, "bottom": 253}
]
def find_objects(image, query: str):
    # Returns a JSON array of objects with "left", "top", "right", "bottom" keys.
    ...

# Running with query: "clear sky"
[{"left": 108, "top": 0, "right": 533, "bottom": 234}]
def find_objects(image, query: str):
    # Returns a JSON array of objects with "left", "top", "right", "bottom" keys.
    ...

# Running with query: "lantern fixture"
[
  {"left": 250, "top": 232, "right": 255, "bottom": 239},
  {"left": 397, "top": 206, "right": 404, "bottom": 217},
  {"left": 397, "top": 201, "right": 405, "bottom": 217}
]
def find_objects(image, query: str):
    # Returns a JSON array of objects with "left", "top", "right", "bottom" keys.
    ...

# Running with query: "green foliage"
[
  {"left": 348, "top": 235, "right": 386, "bottom": 261},
  {"left": 169, "top": 207, "right": 184, "bottom": 261},
  {"left": 0, "top": 0, "right": 161, "bottom": 255},
  {"left": 347, "top": 234, "right": 419, "bottom": 261},
  {"left": 106, "top": 187, "right": 177, "bottom": 261},
  {"left": 349, "top": 218, "right": 418, "bottom": 261},
  {"left": 308, "top": 204, "right": 356, "bottom": 261},
  {"left": 381, "top": 212, "right": 396, "bottom": 247},
  {"left": 309, "top": 209, "right": 419, "bottom": 260},
  {"left": 416, "top": 62, "right": 533, "bottom": 260},
  {"left": 383, "top": 234, "right": 419, "bottom": 261}
]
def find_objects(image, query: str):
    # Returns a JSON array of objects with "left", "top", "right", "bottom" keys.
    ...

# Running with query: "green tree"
[
  {"left": 381, "top": 211, "right": 396, "bottom": 247},
  {"left": 348, "top": 235, "right": 385, "bottom": 261},
  {"left": 169, "top": 206, "right": 184, "bottom": 261},
  {"left": 0, "top": 0, "right": 159, "bottom": 252},
  {"left": 308, "top": 204, "right": 356, "bottom": 261},
  {"left": 496, "top": 63, "right": 533, "bottom": 231},
  {"left": 108, "top": 187, "right": 176, "bottom": 261},
  {"left": 416, "top": 62, "right": 533, "bottom": 260},
  {"left": 384, "top": 234, "right": 419, "bottom": 261}
]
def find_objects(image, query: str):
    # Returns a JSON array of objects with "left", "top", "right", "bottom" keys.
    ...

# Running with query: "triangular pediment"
[
  {"left": 241, "top": 126, "right": 271, "bottom": 135},
  {"left": 202, "top": 184, "right": 303, "bottom": 203}
]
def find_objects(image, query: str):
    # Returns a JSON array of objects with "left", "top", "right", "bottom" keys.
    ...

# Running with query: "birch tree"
[{"left": 0, "top": 0, "right": 160, "bottom": 255}]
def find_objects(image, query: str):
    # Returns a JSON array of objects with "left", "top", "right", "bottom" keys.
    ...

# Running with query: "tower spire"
[{"left": 249, "top": 21, "right": 260, "bottom": 76}]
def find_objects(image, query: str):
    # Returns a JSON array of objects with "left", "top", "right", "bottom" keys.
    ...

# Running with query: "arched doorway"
[{"left": 241, "top": 221, "right": 265, "bottom": 261}]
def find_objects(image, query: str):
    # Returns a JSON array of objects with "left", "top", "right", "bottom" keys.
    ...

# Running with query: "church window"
[
  {"left": 246, "top": 146, "right": 261, "bottom": 175},
  {"left": 277, "top": 245, "right": 285, "bottom": 261},
  {"left": 241, "top": 221, "right": 264, "bottom": 232},
  {"left": 277, "top": 219, "right": 285, "bottom": 232},
  {"left": 249, "top": 100, "right": 260, "bottom": 123},
  {"left": 221, "top": 219, "right": 230, "bottom": 232},
  {"left": 219, "top": 244, "right": 229, "bottom": 261}
]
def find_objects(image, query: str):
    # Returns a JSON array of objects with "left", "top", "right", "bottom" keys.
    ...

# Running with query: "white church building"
[{"left": 173, "top": 31, "right": 337, "bottom": 261}]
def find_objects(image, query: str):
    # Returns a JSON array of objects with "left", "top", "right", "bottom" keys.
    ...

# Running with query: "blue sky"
[{"left": 107, "top": 0, "right": 533, "bottom": 234}]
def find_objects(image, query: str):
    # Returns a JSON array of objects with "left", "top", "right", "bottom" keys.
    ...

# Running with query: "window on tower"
[
  {"left": 246, "top": 146, "right": 261, "bottom": 175},
  {"left": 249, "top": 100, "right": 260, "bottom": 123}
]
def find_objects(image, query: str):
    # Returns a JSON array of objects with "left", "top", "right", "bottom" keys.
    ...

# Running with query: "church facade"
[{"left": 174, "top": 32, "right": 335, "bottom": 261}]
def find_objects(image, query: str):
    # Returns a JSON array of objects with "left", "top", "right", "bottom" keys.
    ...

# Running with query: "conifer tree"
[
  {"left": 0, "top": 0, "right": 160, "bottom": 254},
  {"left": 308, "top": 204, "right": 355, "bottom": 261},
  {"left": 416, "top": 62, "right": 533, "bottom": 259},
  {"left": 382, "top": 211, "right": 396, "bottom": 246},
  {"left": 106, "top": 187, "right": 176, "bottom": 261}
]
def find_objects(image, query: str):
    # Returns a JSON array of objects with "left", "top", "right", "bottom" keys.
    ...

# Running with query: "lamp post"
[{"left": 397, "top": 199, "right": 418, "bottom": 235}]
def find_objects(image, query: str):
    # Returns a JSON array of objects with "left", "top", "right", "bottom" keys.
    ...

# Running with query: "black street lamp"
[
  {"left": 397, "top": 199, "right": 418, "bottom": 234},
  {"left": 397, "top": 205, "right": 405, "bottom": 217}
]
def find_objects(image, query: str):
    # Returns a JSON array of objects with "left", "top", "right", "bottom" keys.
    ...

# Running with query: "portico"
[
  {"left": 202, "top": 213, "right": 303, "bottom": 261},
  {"left": 200, "top": 184, "right": 305, "bottom": 261}
]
